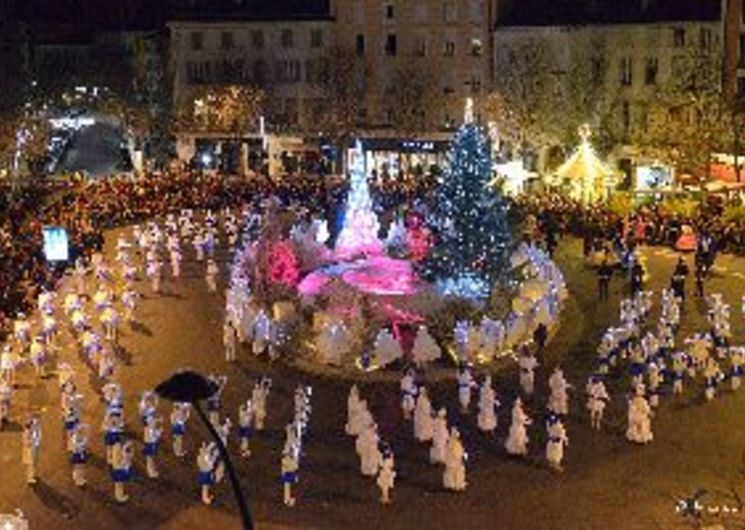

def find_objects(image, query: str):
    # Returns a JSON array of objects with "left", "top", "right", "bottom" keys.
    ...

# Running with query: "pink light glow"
[{"left": 298, "top": 256, "right": 418, "bottom": 297}]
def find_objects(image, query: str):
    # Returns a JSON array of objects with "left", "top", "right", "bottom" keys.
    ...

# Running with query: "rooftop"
[
  {"left": 496, "top": 0, "right": 722, "bottom": 27},
  {"left": 170, "top": 0, "right": 332, "bottom": 23}
]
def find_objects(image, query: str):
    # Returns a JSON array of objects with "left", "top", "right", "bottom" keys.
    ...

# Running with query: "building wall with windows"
[
  {"left": 493, "top": 19, "right": 723, "bottom": 163},
  {"left": 169, "top": 19, "right": 332, "bottom": 132},
  {"left": 331, "top": 0, "right": 495, "bottom": 131}
]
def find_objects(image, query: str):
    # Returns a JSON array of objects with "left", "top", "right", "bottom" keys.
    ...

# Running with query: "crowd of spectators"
[
  {"left": 514, "top": 194, "right": 745, "bottom": 255},
  {"left": 3, "top": 173, "right": 744, "bottom": 339},
  {"left": 0, "top": 173, "right": 268, "bottom": 338}
]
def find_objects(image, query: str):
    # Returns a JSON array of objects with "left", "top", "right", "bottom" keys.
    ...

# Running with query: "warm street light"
[{"left": 155, "top": 370, "right": 253, "bottom": 530}]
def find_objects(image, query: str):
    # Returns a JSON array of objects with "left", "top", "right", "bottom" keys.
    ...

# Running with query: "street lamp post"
[{"left": 155, "top": 370, "right": 253, "bottom": 530}]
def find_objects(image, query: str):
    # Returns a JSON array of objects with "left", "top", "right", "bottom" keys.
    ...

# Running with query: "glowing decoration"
[
  {"left": 266, "top": 240, "right": 300, "bottom": 288},
  {"left": 297, "top": 256, "right": 417, "bottom": 296},
  {"left": 335, "top": 139, "right": 383, "bottom": 258},
  {"left": 315, "top": 220, "right": 330, "bottom": 244},
  {"left": 492, "top": 160, "right": 533, "bottom": 196},
  {"left": 411, "top": 325, "right": 442, "bottom": 367},
  {"left": 405, "top": 212, "right": 431, "bottom": 262},
  {"left": 424, "top": 102, "right": 512, "bottom": 299},
  {"left": 370, "top": 329, "right": 404, "bottom": 368},
  {"left": 42, "top": 226, "right": 69, "bottom": 262},
  {"left": 554, "top": 124, "right": 616, "bottom": 205}
]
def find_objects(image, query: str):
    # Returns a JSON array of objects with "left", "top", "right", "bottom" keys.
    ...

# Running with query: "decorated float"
[{"left": 225, "top": 101, "right": 568, "bottom": 375}]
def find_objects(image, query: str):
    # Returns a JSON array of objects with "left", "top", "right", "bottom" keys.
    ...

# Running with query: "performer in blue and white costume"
[
  {"left": 729, "top": 347, "right": 744, "bottom": 391},
  {"left": 102, "top": 410, "right": 124, "bottom": 465},
  {"left": 62, "top": 398, "right": 81, "bottom": 451},
  {"left": 111, "top": 440, "right": 134, "bottom": 503},
  {"left": 703, "top": 358, "right": 722, "bottom": 402},
  {"left": 238, "top": 400, "right": 254, "bottom": 458},
  {"left": 170, "top": 402, "right": 190, "bottom": 457},
  {"left": 206, "top": 374, "right": 227, "bottom": 426},
  {"left": 197, "top": 442, "right": 218, "bottom": 505},
  {"left": 400, "top": 369, "right": 417, "bottom": 421},
  {"left": 670, "top": 351, "right": 688, "bottom": 395},
  {"left": 281, "top": 444, "right": 300, "bottom": 507},
  {"left": 143, "top": 415, "right": 163, "bottom": 478},
  {"left": 139, "top": 390, "right": 158, "bottom": 427},
  {"left": 70, "top": 423, "right": 89, "bottom": 487},
  {"left": 456, "top": 365, "right": 475, "bottom": 414},
  {"left": 545, "top": 414, "right": 568, "bottom": 472}
]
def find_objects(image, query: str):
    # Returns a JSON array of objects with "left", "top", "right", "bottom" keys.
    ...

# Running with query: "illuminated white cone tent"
[{"left": 554, "top": 124, "right": 616, "bottom": 205}]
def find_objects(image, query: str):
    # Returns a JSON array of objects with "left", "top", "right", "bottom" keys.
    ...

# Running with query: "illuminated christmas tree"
[
  {"left": 424, "top": 99, "right": 511, "bottom": 298},
  {"left": 335, "top": 139, "right": 383, "bottom": 258}
]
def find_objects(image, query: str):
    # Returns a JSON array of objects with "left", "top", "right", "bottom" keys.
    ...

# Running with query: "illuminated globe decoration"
[
  {"left": 424, "top": 98, "right": 512, "bottom": 299},
  {"left": 554, "top": 124, "right": 616, "bottom": 205},
  {"left": 334, "top": 139, "right": 383, "bottom": 259}
]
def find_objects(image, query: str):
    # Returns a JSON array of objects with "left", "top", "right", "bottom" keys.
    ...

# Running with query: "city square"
[{"left": 3, "top": 1, "right": 745, "bottom": 530}]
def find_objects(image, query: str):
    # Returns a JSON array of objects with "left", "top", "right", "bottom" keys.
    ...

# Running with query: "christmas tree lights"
[
  {"left": 335, "top": 139, "right": 383, "bottom": 258},
  {"left": 424, "top": 99, "right": 512, "bottom": 299}
]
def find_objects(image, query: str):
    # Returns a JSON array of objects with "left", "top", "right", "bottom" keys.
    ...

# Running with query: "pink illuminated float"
[
  {"left": 299, "top": 140, "right": 419, "bottom": 298},
  {"left": 298, "top": 256, "right": 417, "bottom": 296}
]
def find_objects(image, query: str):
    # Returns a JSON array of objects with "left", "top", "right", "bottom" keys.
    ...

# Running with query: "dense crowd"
[
  {"left": 3, "top": 175, "right": 743, "bottom": 339},
  {"left": 0, "top": 174, "right": 266, "bottom": 338},
  {"left": 515, "top": 194, "right": 745, "bottom": 255}
]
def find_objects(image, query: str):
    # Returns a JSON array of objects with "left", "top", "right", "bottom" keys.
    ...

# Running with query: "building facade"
[
  {"left": 492, "top": 0, "right": 725, "bottom": 182},
  {"left": 330, "top": 0, "right": 494, "bottom": 131},
  {"left": 168, "top": 1, "right": 498, "bottom": 175}
]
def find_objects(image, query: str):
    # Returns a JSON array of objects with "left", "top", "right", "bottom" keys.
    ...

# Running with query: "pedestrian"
[
  {"left": 0, "top": 377, "right": 12, "bottom": 428},
  {"left": 477, "top": 375, "right": 499, "bottom": 433},
  {"left": 414, "top": 387, "right": 434, "bottom": 442},
  {"left": 143, "top": 415, "right": 163, "bottom": 479},
  {"left": 518, "top": 346, "right": 538, "bottom": 395},
  {"left": 206, "top": 259, "right": 219, "bottom": 293},
  {"left": 626, "top": 384, "right": 653, "bottom": 444},
  {"left": 170, "top": 402, "right": 190, "bottom": 457},
  {"left": 533, "top": 323, "right": 548, "bottom": 351},
  {"left": 70, "top": 424, "right": 89, "bottom": 487},
  {"left": 103, "top": 410, "right": 124, "bottom": 465},
  {"left": 223, "top": 321, "right": 237, "bottom": 362},
  {"left": 585, "top": 376, "right": 609, "bottom": 430},
  {"left": 457, "top": 365, "right": 475, "bottom": 414},
  {"left": 443, "top": 427, "right": 467, "bottom": 492},
  {"left": 731, "top": 347, "right": 744, "bottom": 391},
  {"left": 505, "top": 398, "right": 531, "bottom": 457},
  {"left": 597, "top": 260, "right": 612, "bottom": 300},
  {"left": 695, "top": 266, "right": 705, "bottom": 298},
  {"left": 400, "top": 368, "right": 417, "bottom": 421},
  {"left": 111, "top": 441, "right": 134, "bottom": 503},
  {"left": 545, "top": 414, "right": 568, "bottom": 472},
  {"left": 547, "top": 367, "right": 571, "bottom": 416},
  {"left": 429, "top": 408, "right": 448, "bottom": 464},
  {"left": 22, "top": 416, "right": 41, "bottom": 485},
  {"left": 281, "top": 446, "right": 299, "bottom": 507},
  {"left": 206, "top": 375, "right": 227, "bottom": 426},
  {"left": 197, "top": 442, "right": 218, "bottom": 505},
  {"left": 238, "top": 400, "right": 254, "bottom": 458},
  {"left": 377, "top": 448, "right": 396, "bottom": 504}
]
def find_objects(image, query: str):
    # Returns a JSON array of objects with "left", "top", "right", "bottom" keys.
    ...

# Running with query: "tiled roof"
[
  {"left": 497, "top": 0, "right": 721, "bottom": 27},
  {"left": 171, "top": 0, "right": 332, "bottom": 22}
]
